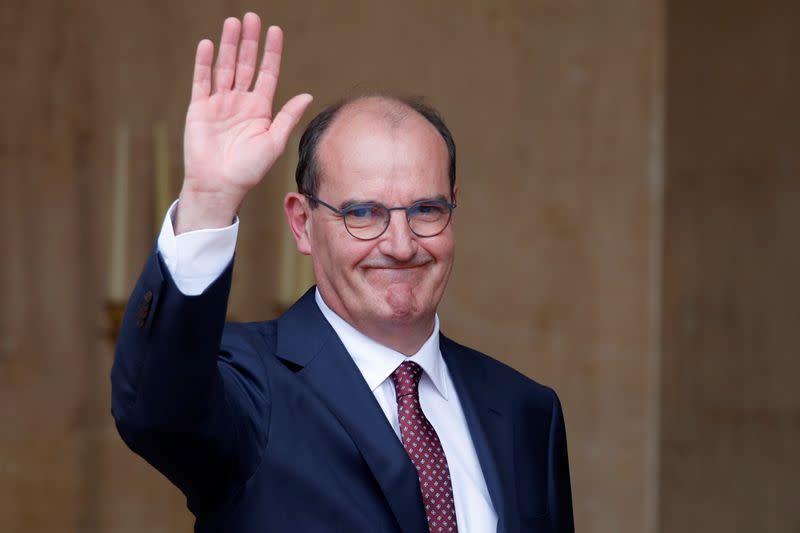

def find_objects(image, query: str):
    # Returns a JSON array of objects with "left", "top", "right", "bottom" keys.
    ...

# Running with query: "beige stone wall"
[
  {"left": 660, "top": 0, "right": 800, "bottom": 531},
  {"left": 1, "top": 0, "right": 795, "bottom": 532}
]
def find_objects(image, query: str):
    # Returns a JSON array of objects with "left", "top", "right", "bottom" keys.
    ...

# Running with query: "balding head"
[
  {"left": 340, "top": 96, "right": 413, "bottom": 129},
  {"left": 295, "top": 95, "right": 456, "bottom": 203}
]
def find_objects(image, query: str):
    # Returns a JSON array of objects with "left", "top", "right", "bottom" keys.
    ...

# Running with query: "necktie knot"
[{"left": 391, "top": 360, "right": 423, "bottom": 399}]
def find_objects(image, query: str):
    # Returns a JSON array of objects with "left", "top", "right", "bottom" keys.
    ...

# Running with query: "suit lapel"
[
  {"left": 441, "top": 335, "right": 518, "bottom": 533},
  {"left": 275, "top": 290, "right": 428, "bottom": 533}
]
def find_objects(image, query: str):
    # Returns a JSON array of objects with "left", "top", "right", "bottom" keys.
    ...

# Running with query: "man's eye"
[
  {"left": 411, "top": 202, "right": 446, "bottom": 217},
  {"left": 347, "top": 205, "right": 379, "bottom": 218}
]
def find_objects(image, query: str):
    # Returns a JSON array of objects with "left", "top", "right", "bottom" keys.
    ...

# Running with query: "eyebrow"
[{"left": 338, "top": 194, "right": 449, "bottom": 210}]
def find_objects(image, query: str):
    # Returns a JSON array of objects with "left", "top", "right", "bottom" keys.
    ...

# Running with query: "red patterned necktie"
[{"left": 391, "top": 361, "right": 459, "bottom": 533}]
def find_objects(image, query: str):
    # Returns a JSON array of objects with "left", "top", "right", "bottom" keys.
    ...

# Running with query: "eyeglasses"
[{"left": 305, "top": 194, "right": 457, "bottom": 241}]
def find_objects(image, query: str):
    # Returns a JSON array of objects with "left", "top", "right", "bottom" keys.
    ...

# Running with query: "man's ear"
[{"left": 283, "top": 193, "right": 312, "bottom": 255}]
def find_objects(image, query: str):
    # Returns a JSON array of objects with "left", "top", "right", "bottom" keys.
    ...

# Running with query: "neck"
[
  {"left": 351, "top": 316, "right": 435, "bottom": 356},
  {"left": 316, "top": 289, "right": 436, "bottom": 355}
]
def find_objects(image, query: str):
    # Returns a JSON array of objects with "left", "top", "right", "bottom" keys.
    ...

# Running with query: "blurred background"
[{"left": 1, "top": 0, "right": 798, "bottom": 531}]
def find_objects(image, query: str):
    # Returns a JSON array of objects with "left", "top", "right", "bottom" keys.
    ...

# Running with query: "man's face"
[{"left": 307, "top": 102, "right": 455, "bottom": 336}]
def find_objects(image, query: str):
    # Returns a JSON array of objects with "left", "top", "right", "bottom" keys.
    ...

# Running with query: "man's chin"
[{"left": 382, "top": 284, "right": 421, "bottom": 318}]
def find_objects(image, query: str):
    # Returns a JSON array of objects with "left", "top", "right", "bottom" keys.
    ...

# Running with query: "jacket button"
[{"left": 143, "top": 290, "right": 153, "bottom": 303}]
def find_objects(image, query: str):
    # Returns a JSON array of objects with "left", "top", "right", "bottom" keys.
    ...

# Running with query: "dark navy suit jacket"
[{"left": 111, "top": 250, "right": 574, "bottom": 532}]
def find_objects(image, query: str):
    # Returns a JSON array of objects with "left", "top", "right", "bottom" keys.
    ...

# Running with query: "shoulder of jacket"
[{"left": 441, "top": 333, "right": 558, "bottom": 404}]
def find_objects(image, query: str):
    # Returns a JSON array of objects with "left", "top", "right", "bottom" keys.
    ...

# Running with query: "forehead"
[{"left": 315, "top": 100, "right": 450, "bottom": 201}]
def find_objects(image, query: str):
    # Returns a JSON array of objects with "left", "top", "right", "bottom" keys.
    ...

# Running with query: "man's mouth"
[{"left": 363, "top": 263, "right": 430, "bottom": 279}]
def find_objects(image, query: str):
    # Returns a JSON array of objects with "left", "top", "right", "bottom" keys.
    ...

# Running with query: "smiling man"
[
  {"left": 112, "top": 12, "right": 573, "bottom": 533},
  {"left": 286, "top": 97, "right": 456, "bottom": 355}
]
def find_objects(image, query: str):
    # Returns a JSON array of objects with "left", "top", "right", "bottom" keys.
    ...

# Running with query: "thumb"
[{"left": 269, "top": 93, "right": 314, "bottom": 152}]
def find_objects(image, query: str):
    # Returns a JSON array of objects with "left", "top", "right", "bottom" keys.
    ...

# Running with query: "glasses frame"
[{"left": 304, "top": 194, "right": 457, "bottom": 241}]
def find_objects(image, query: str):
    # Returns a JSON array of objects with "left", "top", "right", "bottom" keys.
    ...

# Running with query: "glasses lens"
[
  {"left": 343, "top": 204, "right": 388, "bottom": 239},
  {"left": 408, "top": 201, "right": 451, "bottom": 237}
]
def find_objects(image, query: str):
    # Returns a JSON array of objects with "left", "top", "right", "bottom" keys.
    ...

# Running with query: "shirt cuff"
[{"left": 156, "top": 200, "right": 239, "bottom": 296}]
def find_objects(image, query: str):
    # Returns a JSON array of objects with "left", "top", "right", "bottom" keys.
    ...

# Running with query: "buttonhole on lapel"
[{"left": 279, "top": 358, "right": 303, "bottom": 373}]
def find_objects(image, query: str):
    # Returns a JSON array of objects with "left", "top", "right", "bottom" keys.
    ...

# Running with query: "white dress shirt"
[{"left": 157, "top": 201, "right": 498, "bottom": 532}]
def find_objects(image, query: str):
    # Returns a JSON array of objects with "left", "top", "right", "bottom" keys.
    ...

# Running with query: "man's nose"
[{"left": 377, "top": 210, "right": 418, "bottom": 261}]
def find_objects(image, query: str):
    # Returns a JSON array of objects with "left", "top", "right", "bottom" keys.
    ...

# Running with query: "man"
[{"left": 112, "top": 12, "right": 573, "bottom": 533}]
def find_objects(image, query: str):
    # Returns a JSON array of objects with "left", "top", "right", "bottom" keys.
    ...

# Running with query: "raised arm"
[
  {"left": 111, "top": 13, "right": 310, "bottom": 509},
  {"left": 177, "top": 12, "right": 313, "bottom": 233}
]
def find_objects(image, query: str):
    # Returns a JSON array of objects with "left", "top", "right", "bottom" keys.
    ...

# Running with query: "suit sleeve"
[
  {"left": 547, "top": 390, "right": 575, "bottom": 532},
  {"left": 110, "top": 247, "right": 270, "bottom": 512}
]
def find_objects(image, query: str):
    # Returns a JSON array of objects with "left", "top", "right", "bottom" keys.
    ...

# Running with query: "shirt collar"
[{"left": 314, "top": 288, "right": 449, "bottom": 400}]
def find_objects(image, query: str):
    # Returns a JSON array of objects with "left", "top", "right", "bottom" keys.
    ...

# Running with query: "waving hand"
[{"left": 177, "top": 13, "right": 313, "bottom": 233}]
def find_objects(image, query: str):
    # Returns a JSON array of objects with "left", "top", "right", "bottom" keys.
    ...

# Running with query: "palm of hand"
[{"left": 184, "top": 92, "right": 277, "bottom": 195}]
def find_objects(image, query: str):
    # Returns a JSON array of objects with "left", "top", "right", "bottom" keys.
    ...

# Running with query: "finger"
[
  {"left": 212, "top": 17, "right": 242, "bottom": 92},
  {"left": 191, "top": 39, "right": 214, "bottom": 102},
  {"left": 269, "top": 93, "right": 314, "bottom": 151},
  {"left": 253, "top": 25, "right": 284, "bottom": 113},
  {"left": 234, "top": 12, "right": 261, "bottom": 91}
]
